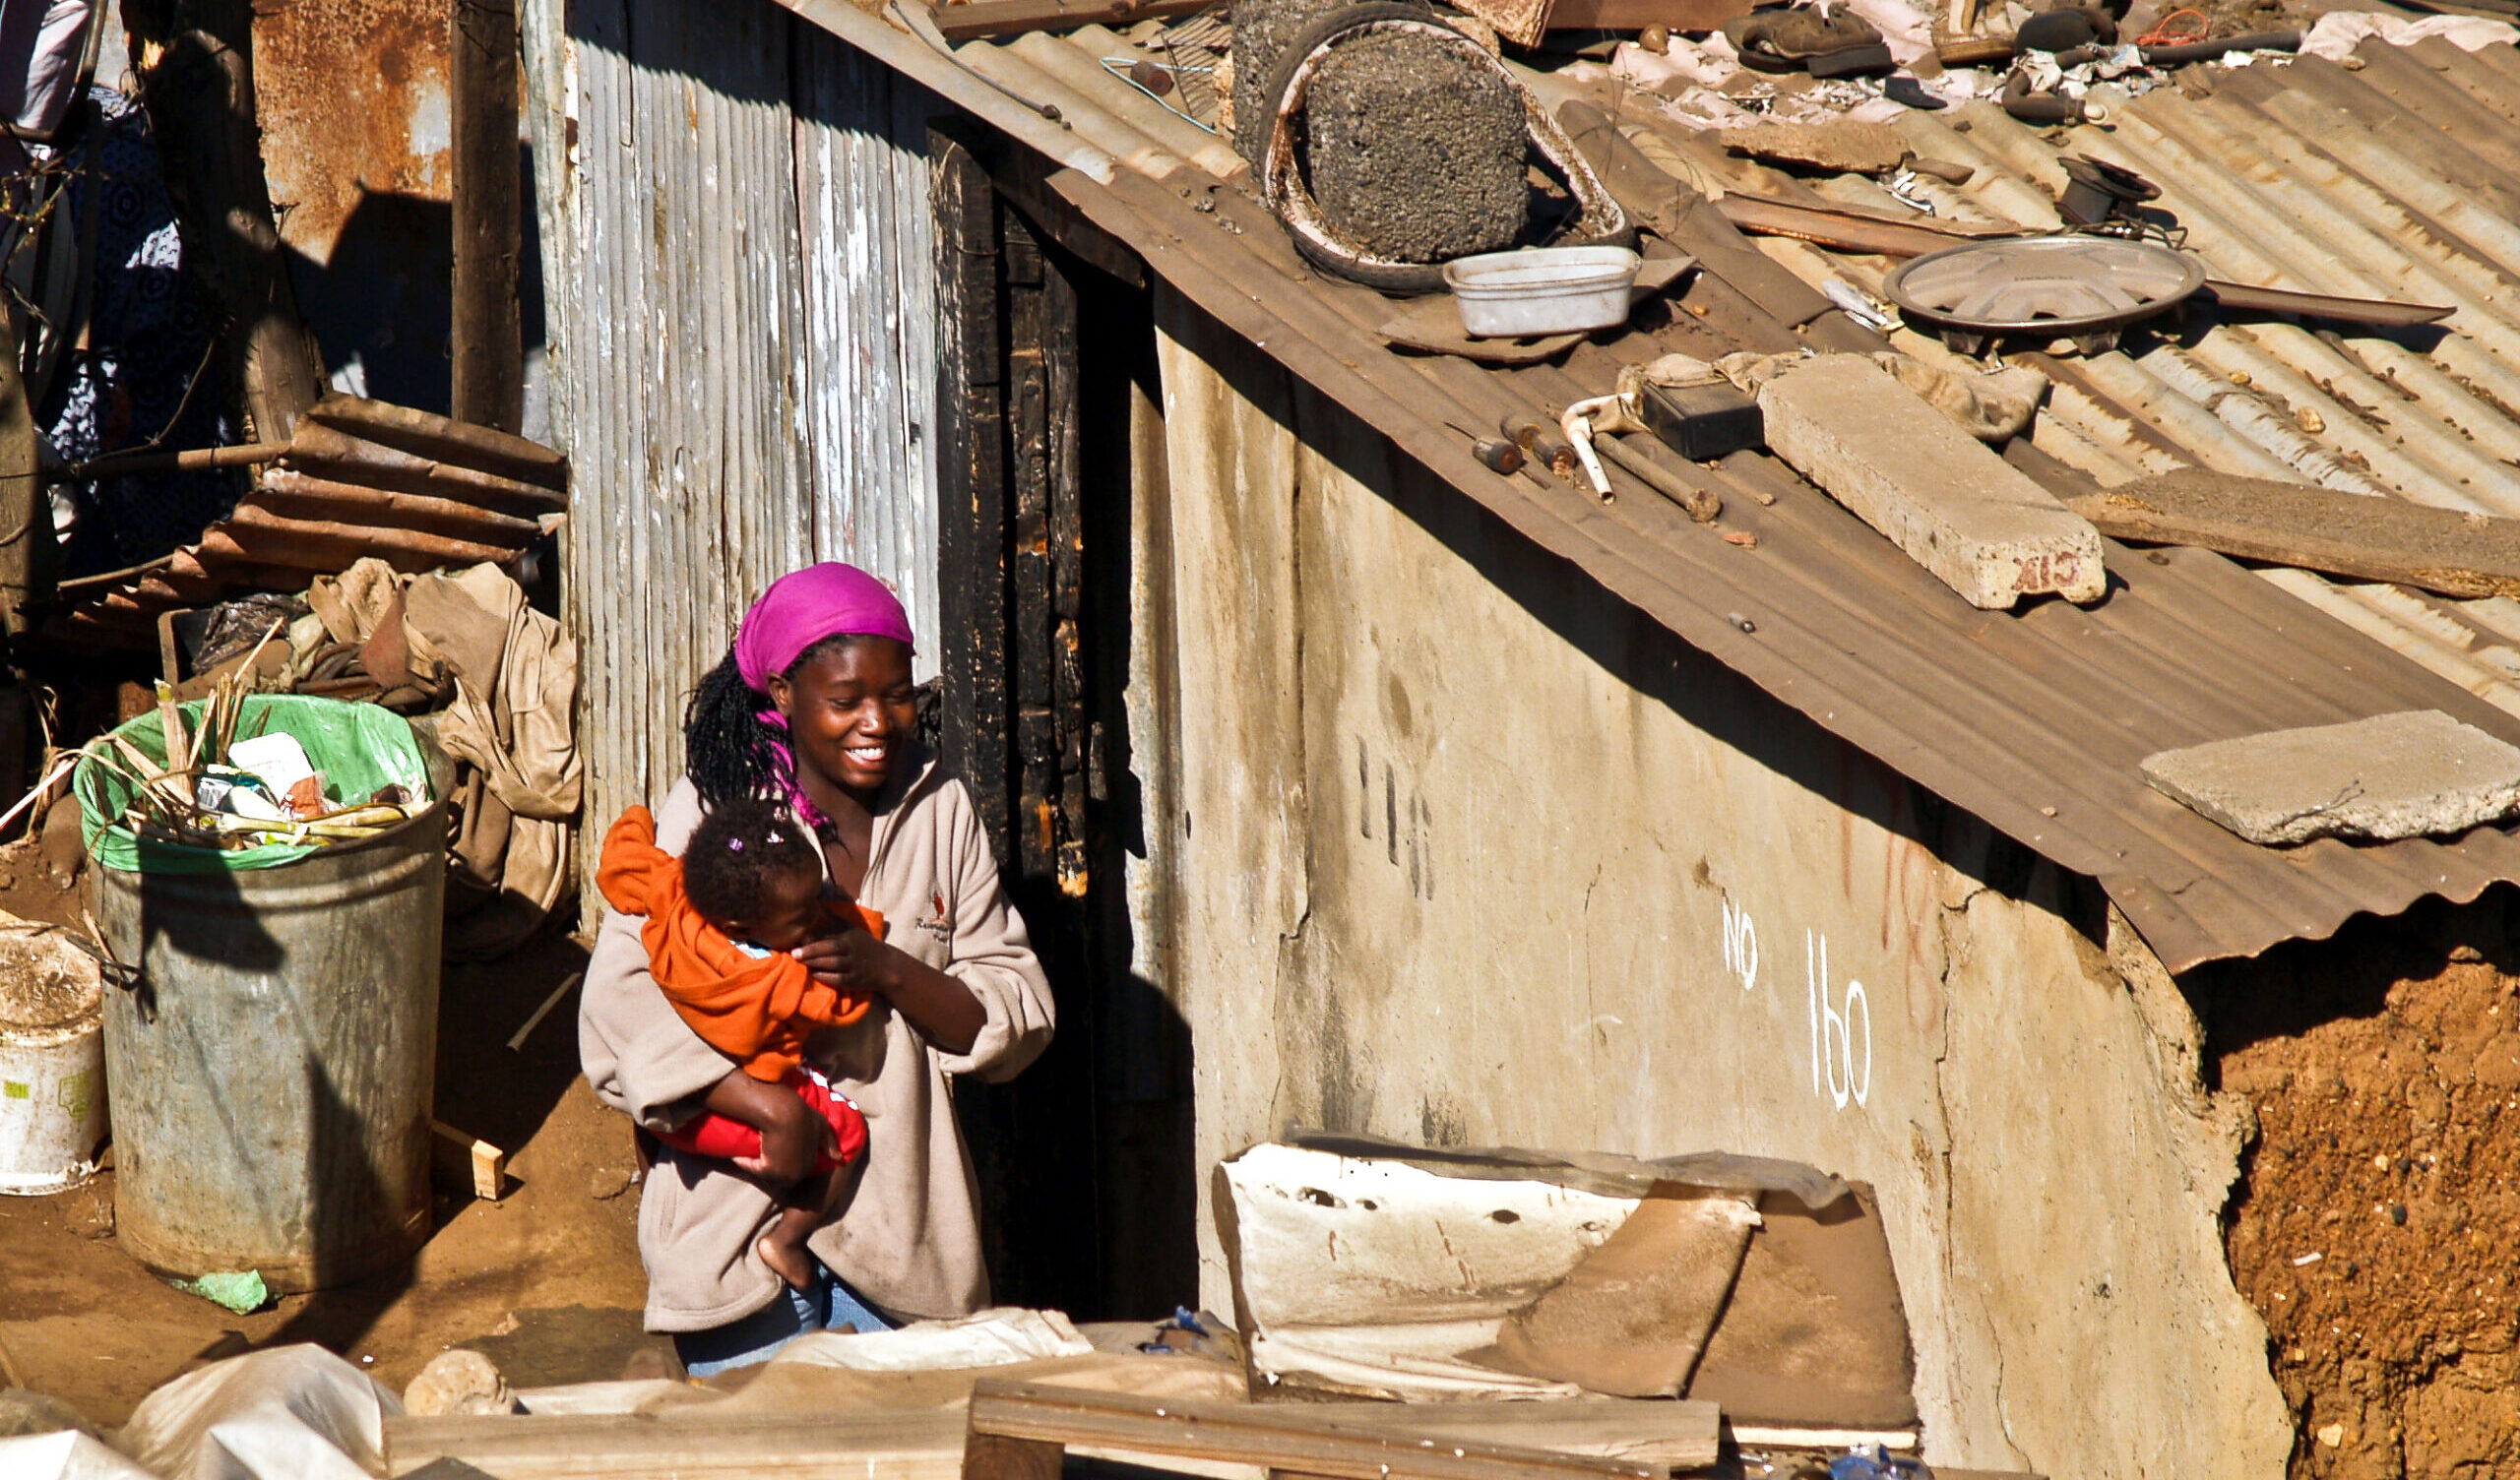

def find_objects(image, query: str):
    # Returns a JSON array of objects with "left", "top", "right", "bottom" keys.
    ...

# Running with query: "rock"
[
  {"left": 403, "top": 1349, "right": 517, "bottom": 1417},
  {"left": 1304, "top": 31, "right": 1525, "bottom": 263},
  {"left": 2139, "top": 710, "right": 2520, "bottom": 846},
  {"left": 0, "top": 1388, "right": 97, "bottom": 1439},
  {"left": 587, "top": 1165, "right": 635, "bottom": 1202},
  {"left": 1757, "top": 354, "right": 2107, "bottom": 609}
]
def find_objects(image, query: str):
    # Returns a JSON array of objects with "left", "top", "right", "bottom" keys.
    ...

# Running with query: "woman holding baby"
[{"left": 578, "top": 563, "right": 1055, "bottom": 1376}]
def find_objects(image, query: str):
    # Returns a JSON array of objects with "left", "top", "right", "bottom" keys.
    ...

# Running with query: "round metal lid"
[{"left": 1881, "top": 234, "right": 2205, "bottom": 336}]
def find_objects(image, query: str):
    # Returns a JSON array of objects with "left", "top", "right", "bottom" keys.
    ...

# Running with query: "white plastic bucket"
[
  {"left": 1444, "top": 246, "right": 1642, "bottom": 338},
  {"left": 0, "top": 919, "right": 107, "bottom": 1196}
]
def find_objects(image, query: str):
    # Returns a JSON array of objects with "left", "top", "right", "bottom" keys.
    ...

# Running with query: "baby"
[{"left": 597, "top": 798, "right": 878, "bottom": 1289}]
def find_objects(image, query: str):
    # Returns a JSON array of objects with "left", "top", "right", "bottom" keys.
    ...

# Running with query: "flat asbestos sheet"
[{"left": 2142, "top": 709, "right": 2520, "bottom": 846}]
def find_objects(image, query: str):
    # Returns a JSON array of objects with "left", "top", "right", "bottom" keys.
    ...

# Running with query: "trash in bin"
[{"left": 74, "top": 690, "right": 432, "bottom": 868}]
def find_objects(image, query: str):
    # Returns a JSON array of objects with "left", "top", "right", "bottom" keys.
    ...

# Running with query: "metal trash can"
[{"left": 84, "top": 700, "right": 447, "bottom": 1291}]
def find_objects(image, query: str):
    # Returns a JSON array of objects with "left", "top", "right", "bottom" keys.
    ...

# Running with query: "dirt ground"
[
  {"left": 0, "top": 823, "right": 664, "bottom": 1430},
  {"left": 2202, "top": 895, "right": 2520, "bottom": 1480}
]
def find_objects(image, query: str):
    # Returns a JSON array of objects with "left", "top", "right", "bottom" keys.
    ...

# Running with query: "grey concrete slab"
[
  {"left": 1758, "top": 354, "right": 2108, "bottom": 610},
  {"left": 2140, "top": 709, "right": 2520, "bottom": 845}
]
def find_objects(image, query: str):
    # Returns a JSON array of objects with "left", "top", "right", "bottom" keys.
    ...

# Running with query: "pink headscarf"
[
  {"left": 732, "top": 564, "right": 914, "bottom": 828},
  {"left": 734, "top": 563, "right": 915, "bottom": 691}
]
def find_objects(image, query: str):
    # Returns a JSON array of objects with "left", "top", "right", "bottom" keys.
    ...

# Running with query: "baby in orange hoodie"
[{"left": 598, "top": 799, "right": 879, "bottom": 1290}]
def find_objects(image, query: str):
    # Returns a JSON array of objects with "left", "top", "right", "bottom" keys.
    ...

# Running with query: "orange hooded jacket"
[{"left": 596, "top": 806, "right": 877, "bottom": 1081}]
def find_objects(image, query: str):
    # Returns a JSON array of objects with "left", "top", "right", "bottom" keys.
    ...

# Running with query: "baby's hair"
[{"left": 682, "top": 797, "right": 821, "bottom": 931}]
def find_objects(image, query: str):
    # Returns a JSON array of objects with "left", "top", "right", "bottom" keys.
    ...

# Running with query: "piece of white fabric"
[
  {"left": 0, "top": 1431, "right": 161, "bottom": 1480},
  {"left": 766, "top": 1308, "right": 1096, "bottom": 1371},
  {"left": 2300, "top": 10, "right": 2519, "bottom": 60}
]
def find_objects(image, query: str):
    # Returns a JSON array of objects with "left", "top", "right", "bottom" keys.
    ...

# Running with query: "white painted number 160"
[{"left": 1806, "top": 931, "right": 1871, "bottom": 1110}]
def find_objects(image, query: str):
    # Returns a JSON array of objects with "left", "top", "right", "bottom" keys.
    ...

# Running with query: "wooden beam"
[
  {"left": 930, "top": 0, "right": 1213, "bottom": 42},
  {"left": 931, "top": 128, "right": 1016, "bottom": 861},
  {"left": 386, "top": 1408, "right": 967, "bottom": 1479},
  {"left": 965, "top": 1381, "right": 1664, "bottom": 1480},
  {"left": 451, "top": 0, "right": 526, "bottom": 433},
  {"left": 2060, "top": 470, "right": 2520, "bottom": 601},
  {"left": 1294, "top": 1399, "right": 1721, "bottom": 1471}
]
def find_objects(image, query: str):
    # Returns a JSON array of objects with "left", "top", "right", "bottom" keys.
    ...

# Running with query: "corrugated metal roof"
[{"left": 779, "top": 0, "right": 2520, "bottom": 971}]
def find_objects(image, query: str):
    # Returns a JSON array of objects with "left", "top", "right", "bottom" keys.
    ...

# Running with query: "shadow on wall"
[
  {"left": 281, "top": 144, "right": 548, "bottom": 417},
  {"left": 1186, "top": 298, "right": 2041, "bottom": 936}
]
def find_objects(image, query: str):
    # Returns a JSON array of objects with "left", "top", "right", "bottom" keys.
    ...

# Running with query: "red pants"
[{"left": 661, "top": 1067, "right": 867, "bottom": 1176}]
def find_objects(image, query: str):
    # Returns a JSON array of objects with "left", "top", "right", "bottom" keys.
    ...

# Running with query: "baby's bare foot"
[{"left": 758, "top": 1233, "right": 817, "bottom": 1291}]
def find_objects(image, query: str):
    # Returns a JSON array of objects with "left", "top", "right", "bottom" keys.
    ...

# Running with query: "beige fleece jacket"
[{"left": 579, "top": 753, "right": 1054, "bottom": 1332}]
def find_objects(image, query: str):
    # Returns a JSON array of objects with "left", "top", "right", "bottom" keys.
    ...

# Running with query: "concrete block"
[
  {"left": 1758, "top": 354, "right": 2108, "bottom": 609},
  {"left": 2140, "top": 709, "right": 2520, "bottom": 845}
]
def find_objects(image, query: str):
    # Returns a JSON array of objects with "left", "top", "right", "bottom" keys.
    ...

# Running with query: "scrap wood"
[
  {"left": 2064, "top": 469, "right": 2520, "bottom": 599},
  {"left": 964, "top": 1380, "right": 1663, "bottom": 1480},
  {"left": 1715, "top": 120, "right": 1912, "bottom": 176},
  {"left": 928, "top": 0, "right": 1213, "bottom": 41},
  {"left": 430, "top": 1121, "right": 509, "bottom": 1202},
  {"left": 1289, "top": 1399, "right": 1721, "bottom": 1470},
  {"left": 386, "top": 1407, "right": 970, "bottom": 1479}
]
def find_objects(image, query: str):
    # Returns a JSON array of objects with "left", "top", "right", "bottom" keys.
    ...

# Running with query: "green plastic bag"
[{"left": 75, "top": 695, "right": 432, "bottom": 874}]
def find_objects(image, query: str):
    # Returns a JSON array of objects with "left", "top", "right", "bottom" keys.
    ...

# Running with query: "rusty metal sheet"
[{"left": 253, "top": 0, "right": 457, "bottom": 409}]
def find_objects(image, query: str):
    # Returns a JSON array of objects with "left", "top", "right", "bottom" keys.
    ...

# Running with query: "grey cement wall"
[{"left": 1134, "top": 286, "right": 2293, "bottom": 1478}]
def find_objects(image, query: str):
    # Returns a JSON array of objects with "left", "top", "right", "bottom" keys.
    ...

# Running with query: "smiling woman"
[{"left": 578, "top": 562, "right": 1056, "bottom": 1377}]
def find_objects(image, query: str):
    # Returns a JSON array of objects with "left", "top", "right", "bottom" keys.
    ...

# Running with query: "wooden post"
[
  {"left": 931, "top": 129, "right": 1013, "bottom": 857},
  {"left": 451, "top": 0, "right": 524, "bottom": 432},
  {"left": 133, "top": 0, "right": 326, "bottom": 445}
]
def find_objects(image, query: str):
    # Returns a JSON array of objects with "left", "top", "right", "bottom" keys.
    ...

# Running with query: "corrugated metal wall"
[{"left": 522, "top": 0, "right": 943, "bottom": 855}]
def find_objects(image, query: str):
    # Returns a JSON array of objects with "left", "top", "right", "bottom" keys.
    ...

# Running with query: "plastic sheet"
[{"left": 112, "top": 1344, "right": 402, "bottom": 1480}]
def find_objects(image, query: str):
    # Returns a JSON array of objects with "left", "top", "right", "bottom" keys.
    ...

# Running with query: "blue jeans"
[{"left": 673, "top": 1264, "right": 897, "bottom": 1377}]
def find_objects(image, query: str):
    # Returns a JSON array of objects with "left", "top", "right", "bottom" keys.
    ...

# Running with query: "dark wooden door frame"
[{"left": 929, "top": 122, "right": 1193, "bottom": 1320}]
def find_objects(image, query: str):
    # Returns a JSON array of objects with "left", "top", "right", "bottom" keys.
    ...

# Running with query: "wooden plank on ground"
[
  {"left": 430, "top": 1121, "right": 508, "bottom": 1202},
  {"left": 1295, "top": 1398, "right": 1721, "bottom": 1471},
  {"left": 965, "top": 1381, "right": 1664, "bottom": 1480},
  {"left": 2061, "top": 469, "right": 2520, "bottom": 600},
  {"left": 386, "top": 1408, "right": 968, "bottom": 1479}
]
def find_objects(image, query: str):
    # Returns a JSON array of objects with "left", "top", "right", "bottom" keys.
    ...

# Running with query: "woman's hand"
[
  {"left": 793, "top": 929, "right": 904, "bottom": 997},
  {"left": 797, "top": 926, "right": 988, "bottom": 1055}
]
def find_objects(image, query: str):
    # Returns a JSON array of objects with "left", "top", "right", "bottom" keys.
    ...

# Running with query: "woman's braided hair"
[{"left": 683, "top": 635, "right": 858, "bottom": 820}]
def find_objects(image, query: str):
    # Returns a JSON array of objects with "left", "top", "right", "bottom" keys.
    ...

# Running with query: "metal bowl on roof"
[{"left": 1881, "top": 234, "right": 2206, "bottom": 356}]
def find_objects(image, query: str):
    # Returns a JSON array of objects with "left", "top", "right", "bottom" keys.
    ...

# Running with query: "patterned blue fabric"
[{"left": 41, "top": 85, "right": 236, "bottom": 577}]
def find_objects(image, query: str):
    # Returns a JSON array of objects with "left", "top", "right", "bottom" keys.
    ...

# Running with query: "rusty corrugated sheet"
[{"left": 770, "top": 5, "right": 2520, "bottom": 972}]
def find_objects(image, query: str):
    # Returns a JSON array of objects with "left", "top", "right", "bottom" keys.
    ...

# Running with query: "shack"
[{"left": 523, "top": 2, "right": 2520, "bottom": 1471}]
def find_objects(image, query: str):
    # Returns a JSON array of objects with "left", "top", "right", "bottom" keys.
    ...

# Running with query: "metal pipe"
[{"left": 60, "top": 442, "right": 289, "bottom": 481}]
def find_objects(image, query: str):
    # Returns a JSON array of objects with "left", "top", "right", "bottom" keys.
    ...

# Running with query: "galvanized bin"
[{"left": 93, "top": 797, "right": 446, "bottom": 1291}]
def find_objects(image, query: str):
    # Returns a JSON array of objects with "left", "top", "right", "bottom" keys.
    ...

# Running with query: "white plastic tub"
[
  {"left": 1444, "top": 246, "right": 1642, "bottom": 338},
  {"left": 0, "top": 919, "right": 106, "bottom": 1196}
]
